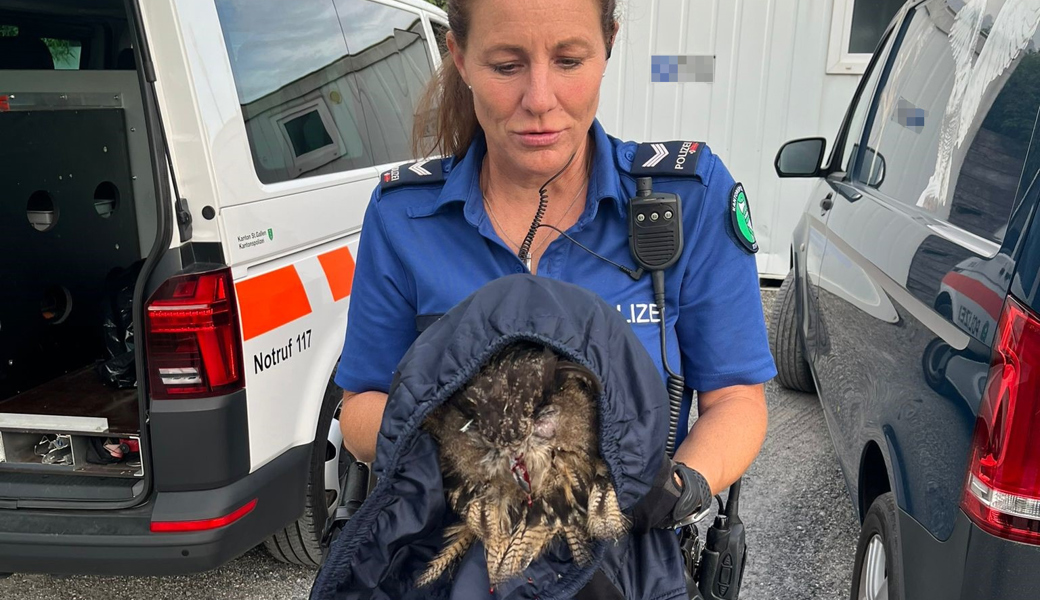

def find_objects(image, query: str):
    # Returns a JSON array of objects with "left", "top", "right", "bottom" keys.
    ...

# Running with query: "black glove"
[{"left": 631, "top": 456, "right": 712, "bottom": 532}]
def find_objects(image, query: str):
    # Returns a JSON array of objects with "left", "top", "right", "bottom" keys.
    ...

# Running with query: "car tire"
[
  {"left": 850, "top": 492, "right": 904, "bottom": 600},
  {"left": 770, "top": 271, "right": 816, "bottom": 393},
  {"left": 264, "top": 378, "right": 354, "bottom": 567}
]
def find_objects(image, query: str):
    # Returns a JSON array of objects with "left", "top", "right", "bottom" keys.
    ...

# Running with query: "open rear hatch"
[{"left": 0, "top": 0, "right": 163, "bottom": 506}]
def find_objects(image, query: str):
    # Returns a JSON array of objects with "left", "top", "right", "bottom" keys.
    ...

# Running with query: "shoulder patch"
[
  {"left": 380, "top": 158, "right": 446, "bottom": 191},
  {"left": 627, "top": 141, "right": 704, "bottom": 177},
  {"left": 730, "top": 182, "right": 758, "bottom": 254}
]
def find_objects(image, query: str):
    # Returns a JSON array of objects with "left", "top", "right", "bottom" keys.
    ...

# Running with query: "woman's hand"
[
  {"left": 339, "top": 390, "right": 388, "bottom": 463},
  {"left": 631, "top": 457, "right": 713, "bottom": 531}
]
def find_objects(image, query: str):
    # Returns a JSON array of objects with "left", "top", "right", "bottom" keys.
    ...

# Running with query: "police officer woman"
[{"left": 336, "top": 0, "right": 774, "bottom": 564}]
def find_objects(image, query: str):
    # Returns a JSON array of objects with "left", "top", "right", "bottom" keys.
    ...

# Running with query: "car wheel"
[
  {"left": 264, "top": 378, "right": 358, "bottom": 567},
  {"left": 769, "top": 271, "right": 815, "bottom": 392},
  {"left": 850, "top": 492, "right": 904, "bottom": 600}
]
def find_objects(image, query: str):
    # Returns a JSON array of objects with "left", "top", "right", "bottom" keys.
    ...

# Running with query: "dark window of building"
[
  {"left": 849, "top": 0, "right": 904, "bottom": 54},
  {"left": 284, "top": 110, "right": 336, "bottom": 157}
]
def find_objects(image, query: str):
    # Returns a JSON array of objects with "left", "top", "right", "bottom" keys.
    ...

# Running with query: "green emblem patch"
[
  {"left": 730, "top": 183, "right": 758, "bottom": 254},
  {"left": 267, "top": 228, "right": 274, "bottom": 241}
]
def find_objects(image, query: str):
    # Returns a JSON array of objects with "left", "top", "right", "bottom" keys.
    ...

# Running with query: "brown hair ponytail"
[{"left": 413, "top": 49, "right": 479, "bottom": 160}]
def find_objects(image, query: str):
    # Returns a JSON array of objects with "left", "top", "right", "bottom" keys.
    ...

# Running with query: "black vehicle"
[{"left": 772, "top": 1, "right": 1040, "bottom": 598}]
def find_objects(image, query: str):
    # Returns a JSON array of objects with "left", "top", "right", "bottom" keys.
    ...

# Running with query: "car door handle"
[{"left": 821, "top": 193, "right": 834, "bottom": 212}]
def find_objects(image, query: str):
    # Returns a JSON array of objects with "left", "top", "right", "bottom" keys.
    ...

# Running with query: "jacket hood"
[{"left": 311, "top": 275, "right": 685, "bottom": 600}]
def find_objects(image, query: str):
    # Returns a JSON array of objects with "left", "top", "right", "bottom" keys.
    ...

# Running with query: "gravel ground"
[
  {"left": 0, "top": 287, "right": 860, "bottom": 600},
  {"left": 694, "top": 286, "right": 860, "bottom": 600}
]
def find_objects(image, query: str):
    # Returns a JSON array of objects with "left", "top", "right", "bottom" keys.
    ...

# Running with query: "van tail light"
[
  {"left": 145, "top": 268, "right": 244, "bottom": 400},
  {"left": 961, "top": 295, "right": 1040, "bottom": 544}
]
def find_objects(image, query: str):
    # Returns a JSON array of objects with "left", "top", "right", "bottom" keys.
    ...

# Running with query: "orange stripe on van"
[
  {"left": 318, "top": 247, "right": 356, "bottom": 302},
  {"left": 236, "top": 266, "right": 312, "bottom": 341}
]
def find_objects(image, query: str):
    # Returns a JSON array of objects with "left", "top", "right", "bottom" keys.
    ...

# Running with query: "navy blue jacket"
[{"left": 311, "top": 275, "right": 690, "bottom": 600}]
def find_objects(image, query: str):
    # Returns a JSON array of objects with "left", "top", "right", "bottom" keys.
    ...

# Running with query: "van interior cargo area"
[
  {"left": 0, "top": 106, "right": 146, "bottom": 486},
  {"left": 0, "top": 369, "right": 142, "bottom": 478},
  {"left": 1, "top": 7, "right": 159, "bottom": 501}
]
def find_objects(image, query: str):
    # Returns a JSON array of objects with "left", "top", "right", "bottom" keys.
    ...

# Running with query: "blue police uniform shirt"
[{"left": 335, "top": 119, "right": 776, "bottom": 447}]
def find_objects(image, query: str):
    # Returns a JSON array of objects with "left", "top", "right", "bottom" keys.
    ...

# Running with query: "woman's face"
[{"left": 449, "top": 0, "right": 611, "bottom": 181}]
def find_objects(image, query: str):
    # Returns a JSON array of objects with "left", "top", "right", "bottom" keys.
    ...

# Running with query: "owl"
[{"left": 417, "top": 341, "right": 629, "bottom": 587}]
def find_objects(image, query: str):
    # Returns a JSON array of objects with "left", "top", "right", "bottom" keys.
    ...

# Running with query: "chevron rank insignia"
[
  {"left": 730, "top": 182, "right": 758, "bottom": 254},
  {"left": 628, "top": 140, "right": 704, "bottom": 177},
  {"left": 380, "top": 158, "right": 446, "bottom": 190}
]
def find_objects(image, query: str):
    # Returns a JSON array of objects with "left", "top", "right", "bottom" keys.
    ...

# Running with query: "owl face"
[
  {"left": 452, "top": 343, "right": 552, "bottom": 447},
  {"left": 446, "top": 343, "right": 600, "bottom": 493}
]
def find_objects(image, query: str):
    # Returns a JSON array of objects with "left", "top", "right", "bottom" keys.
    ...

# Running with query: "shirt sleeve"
[
  {"left": 676, "top": 155, "right": 778, "bottom": 392},
  {"left": 334, "top": 189, "right": 418, "bottom": 393}
]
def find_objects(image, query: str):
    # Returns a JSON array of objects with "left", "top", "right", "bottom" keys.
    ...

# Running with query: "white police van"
[{"left": 0, "top": 0, "right": 446, "bottom": 575}]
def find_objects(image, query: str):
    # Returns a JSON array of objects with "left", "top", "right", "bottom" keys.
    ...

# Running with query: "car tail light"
[
  {"left": 962, "top": 295, "right": 1040, "bottom": 544},
  {"left": 145, "top": 268, "right": 244, "bottom": 399}
]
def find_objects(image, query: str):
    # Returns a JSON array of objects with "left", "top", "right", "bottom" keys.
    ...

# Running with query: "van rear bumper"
[
  {"left": 0, "top": 444, "right": 309, "bottom": 576},
  {"left": 900, "top": 507, "right": 1040, "bottom": 600}
]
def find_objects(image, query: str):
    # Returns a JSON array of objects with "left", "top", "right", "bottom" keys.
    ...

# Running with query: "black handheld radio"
[
  {"left": 629, "top": 178, "right": 684, "bottom": 272},
  {"left": 692, "top": 481, "right": 748, "bottom": 600},
  {"left": 628, "top": 177, "right": 684, "bottom": 455}
]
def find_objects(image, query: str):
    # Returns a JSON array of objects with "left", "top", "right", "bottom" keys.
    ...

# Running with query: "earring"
[{"left": 468, "top": 85, "right": 473, "bottom": 90}]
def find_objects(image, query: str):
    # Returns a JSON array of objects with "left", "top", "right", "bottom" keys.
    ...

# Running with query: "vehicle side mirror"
[{"left": 775, "top": 138, "right": 826, "bottom": 178}]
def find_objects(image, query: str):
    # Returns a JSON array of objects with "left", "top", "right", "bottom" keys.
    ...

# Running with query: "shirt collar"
[
  {"left": 433, "top": 119, "right": 626, "bottom": 220},
  {"left": 587, "top": 118, "right": 627, "bottom": 218}
]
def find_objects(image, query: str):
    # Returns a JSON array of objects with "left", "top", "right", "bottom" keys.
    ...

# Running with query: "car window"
[
  {"left": 334, "top": 0, "right": 435, "bottom": 166},
  {"left": 838, "top": 38, "right": 889, "bottom": 175},
  {"left": 214, "top": 0, "right": 435, "bottom": 183},
  {"left": 214, "top": 0, "right": 372, "bottom": 183},
  {"left": 1, "top": 25, "right": 83, "bottom": 70},
  {"left": 859, "top": 0, "right": 1040, "bottom": 245},
  {"left": 42, "top": 37, "right": 82, "bottom": 69},
  {"left": 431, "top": 21, "right": 449, "bottom": 60}
]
